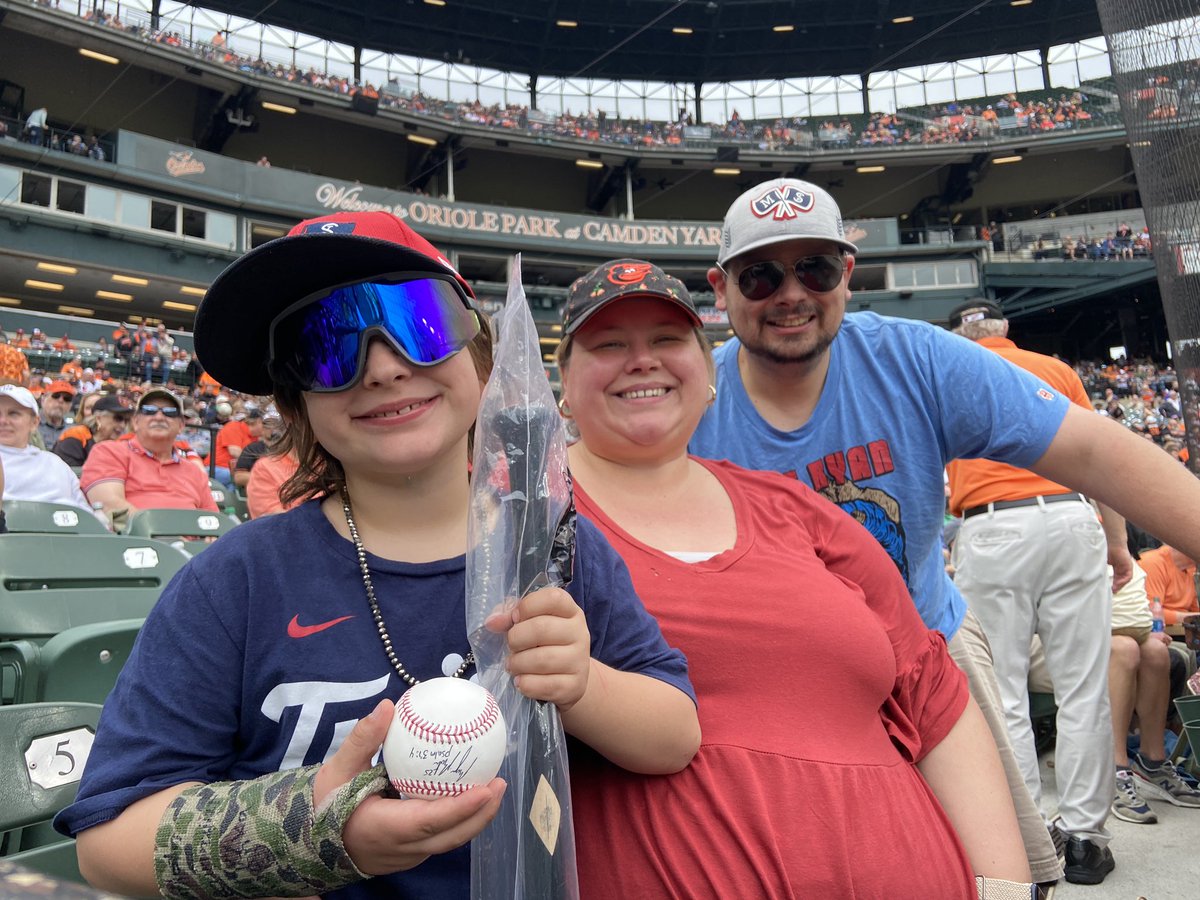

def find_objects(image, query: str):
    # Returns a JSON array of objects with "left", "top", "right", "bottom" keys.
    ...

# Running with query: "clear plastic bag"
[{"left": 467, "top": 255, "right": 579, "bottom": 900}]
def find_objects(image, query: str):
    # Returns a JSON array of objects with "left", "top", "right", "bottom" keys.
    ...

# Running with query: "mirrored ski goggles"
[
  {"left": 268, "top": 273, "right": 481, "bottom": 392},
  {"left": 729, "top": 255, "right": 846, "bottom": 300}
]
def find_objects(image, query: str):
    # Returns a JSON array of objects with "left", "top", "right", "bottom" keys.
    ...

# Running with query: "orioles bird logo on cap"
[
  {"left": 607, "top": 262, "right": 655, "bottom": 285},
  {"left": 751, "top": 185, "right": 815, "bottom": 220}
]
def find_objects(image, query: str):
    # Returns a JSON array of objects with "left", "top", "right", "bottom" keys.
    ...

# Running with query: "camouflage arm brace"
[{"left": 154, "top": 763, "right": 388, "bottom": 899}]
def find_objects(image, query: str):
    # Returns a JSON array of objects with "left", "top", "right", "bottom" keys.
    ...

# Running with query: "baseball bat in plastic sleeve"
[{"left": 465, "top": 255, "right": 579, "bottom": 900}]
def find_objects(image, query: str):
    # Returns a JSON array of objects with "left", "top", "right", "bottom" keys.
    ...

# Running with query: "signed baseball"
[{"left": 382, "top": 677, "right": 507, "bottom": 800}]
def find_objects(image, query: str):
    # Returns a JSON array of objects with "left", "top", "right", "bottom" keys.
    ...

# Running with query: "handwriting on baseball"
[{"left": 408, "top": 743, "right": 480, "bottom": 782}]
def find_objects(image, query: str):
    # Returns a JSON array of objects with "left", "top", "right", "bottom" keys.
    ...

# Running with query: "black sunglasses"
[
  {"left": 731, "top": 255, "right": 847, "bottom": 300},
  {"left": 50, "top": 392, "right": 74, "bottom": 402},
  {"left": 137, "top": 404, "right": 181, "bottom": 418}
]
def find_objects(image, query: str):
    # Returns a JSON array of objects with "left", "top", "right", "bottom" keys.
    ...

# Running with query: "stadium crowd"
[
  {"left": 58, "top": 3, "right": 1138, "bottom": 156},
  {"left": 0, "top": 318, "right": 295, "bottom": 522}
]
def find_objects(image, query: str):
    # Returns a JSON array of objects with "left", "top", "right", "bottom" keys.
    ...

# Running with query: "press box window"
[
  {"left": 150, "top": 200, "right": 178, "bottom": 233},
  {"left": 181, "top": 207, "right": 207, "bottom": 239},
  {"left": 848, "top": 263, "right": 887, "bottom": 293},
  {"left": 56, "top": 179, "right": 86, "bottom": 214},
  {"left": 21, "top": 172, "right": 51, "bottom": 207},
  {"left": 249, "top": 221, "right": 288, "bottom": 249}
]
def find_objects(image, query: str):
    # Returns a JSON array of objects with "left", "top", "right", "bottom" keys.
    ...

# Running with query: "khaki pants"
[{"left": 949, "top": 610, "right": 1063, "bottom": 883}]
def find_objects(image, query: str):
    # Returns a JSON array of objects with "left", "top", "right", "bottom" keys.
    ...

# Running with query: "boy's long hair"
[{"left": 274, "top": 314, "right": 494, "bottom": 506}]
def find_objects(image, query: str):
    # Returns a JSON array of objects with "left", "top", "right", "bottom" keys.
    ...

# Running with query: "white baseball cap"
[
  {"left": 0, "top": 384, "right": 40, "bottom": 418},
  {"left": 717, "top": 178, "right": 858, "bottom": 265}
]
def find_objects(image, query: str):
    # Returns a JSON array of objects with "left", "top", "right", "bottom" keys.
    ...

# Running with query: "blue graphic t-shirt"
[
  {"left": 690, "top": 312, "right": 1069, "bottom": 638},
  {"left": 56, "top": 499, "right": 693, "bottom": 900}
]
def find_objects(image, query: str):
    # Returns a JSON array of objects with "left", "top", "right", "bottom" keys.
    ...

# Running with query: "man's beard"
[{"left": 738, "top": 323, "right": 836, "bottom": 367}]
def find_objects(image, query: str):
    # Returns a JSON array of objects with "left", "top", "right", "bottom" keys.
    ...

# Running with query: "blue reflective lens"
[{"left": 268, "top": 275, "right": 481, "bottom": 392}]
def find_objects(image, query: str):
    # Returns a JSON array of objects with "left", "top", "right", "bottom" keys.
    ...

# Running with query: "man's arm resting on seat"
[{"left": 85, "top": 481, "right": 138, "bottom": 520}]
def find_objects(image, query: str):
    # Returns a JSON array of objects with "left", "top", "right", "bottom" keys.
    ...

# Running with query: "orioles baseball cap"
[
  {"left": 718, "top": 178, "right": 858, "bottom": 265},
  {"left": 194, "top": 211, "right": 475, "bottom": 395},
  {"left": 948, "top": 299, "right": 1005, "bottom": 330},
  {"left": 46, "top": 380, "right": 76, "bottom": 396},
  {"left": 562, "top": 259, "right": 700, "bottom": 336}
]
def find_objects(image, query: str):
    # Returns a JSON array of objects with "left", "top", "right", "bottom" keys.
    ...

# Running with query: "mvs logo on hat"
[
  {"left": 719, "top": 178, "right": 858, "bottom": 265},
  {"left": 751, "top": 185, "right": 815, "bottom": 220}
]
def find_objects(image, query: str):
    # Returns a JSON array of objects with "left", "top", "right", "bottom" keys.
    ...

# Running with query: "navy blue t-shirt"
[{"left": 57, "top": 499, "right": 693, "bottom": 899}]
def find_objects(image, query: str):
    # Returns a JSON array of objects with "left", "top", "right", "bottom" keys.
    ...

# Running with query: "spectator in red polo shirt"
[{"left": 81, "top": 387, "right": 218, "bottom": 519}]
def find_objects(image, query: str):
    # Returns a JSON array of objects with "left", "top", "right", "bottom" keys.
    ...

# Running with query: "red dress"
[{"left": 571, "top": 458, "right": 975, "bottom": 899}]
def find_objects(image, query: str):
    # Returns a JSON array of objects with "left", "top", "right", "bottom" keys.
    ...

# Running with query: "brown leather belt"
[{"left": 962, "top": 492, "right": 1087, "bottom": 519}]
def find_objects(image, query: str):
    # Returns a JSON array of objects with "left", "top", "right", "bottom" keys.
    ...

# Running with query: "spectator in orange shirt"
[
  {"left": 11, "top": 328, "right": 30, "bottom": 349},
  {"left": 1139, "top": 544, "right": 1199, "bottom": 626},
  {"left": 197, "top": 370, "right": 221, "bottom": 397},
  {"left": 212, "top": 407, "right": 263, "bottom": 487},
  {"left": 60, "top": 355, "right": 84, "bottom": 381},
  {"left": 53, "top": 332, "right": 77, "bottom": 352}
]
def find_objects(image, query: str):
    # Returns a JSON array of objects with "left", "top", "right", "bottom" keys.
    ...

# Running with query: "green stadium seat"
[
  {"left": 125, "top": 508, "right": 238, "bottom": 555},
  {"left": 208, "top": 479, "right": 249, "bottom": 520},
  {"left": 0, "top": 618, "right": 143, "bottom": 706},
  {"left": 2, "top": 501, "right": 109, "bottom": 536},
  {"left": 0, "top": 702, "right": 102, "bottom": 882},
  {"left": 0, "top": 534, "right": 187, "bottom": 643}
]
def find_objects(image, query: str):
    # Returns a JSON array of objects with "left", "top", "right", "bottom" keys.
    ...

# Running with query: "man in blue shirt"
[{"left": 691, "top": 177, "right": 1200, "bottom": 887}]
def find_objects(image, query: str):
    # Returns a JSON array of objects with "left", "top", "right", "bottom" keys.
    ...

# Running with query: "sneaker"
[
  {"left": 1130, "top": 752, "right": 1200, "bottom": 807},
  {"left": 1063, "top": 835, "right": 1115, "bottom": 885},
  {"left": 1112, "top": 767, "right": 1157, "bottom": 823}
]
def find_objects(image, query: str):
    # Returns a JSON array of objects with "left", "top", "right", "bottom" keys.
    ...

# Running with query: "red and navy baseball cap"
[
  {"left": 194, "top": 211, "right": 474, "bottom": 395},
  {"left": 562, "top": 259, "right": 700, "bottom": 336}
]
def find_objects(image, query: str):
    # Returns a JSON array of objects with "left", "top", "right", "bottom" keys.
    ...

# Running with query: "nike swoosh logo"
[{"left": 287, "top": 614, "right": 354, "bottom": 638}]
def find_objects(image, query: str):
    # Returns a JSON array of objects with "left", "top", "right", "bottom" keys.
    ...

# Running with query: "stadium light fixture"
[
  {"left": 673, "top": 27, "right": 694, "bottom": 35},
  {"left": 96, "top": 290, "right": 134, "bottom": 302},
  {"left": 179, "top": 285, "right": 207, "bottom": 296},
  {"left": 163, "top": 301, "right": 198, "bottom": 312},
  {"left": 856, "top": 165, "right": 886, "bottom": 173},
  {"left": 407, "top": 134, "right": 438, "bottom": 146},
  {"left": 1010, "top": 1, "right": 1033, "bottom": 6},
  {"left": 575, "top": 159, "right": 604, "bottom": 169},
  {"left": 556, "top": 20, "right": 577, "bottom": 27},
  {"left": 0, "top": 297, "right": 22, "bottom": 306},
  {"left": 58, "top": 306, "right": 95, "bottom": 316},
  {"left": 992, "top": 155, "right": 1023, "bottom": 164},
  {"left": 25, "top": 279, "right": 64, "bottom": 292},
  {"left": 112, "top": 274, "right": 150, "bottom": 286},
  {"left": 713, "top": 167, "right": 741, "bottom": 176},
  {"left": 424, "top": 0, "right": 447, "bottom": 6},
  {"left": 37, "top": 262, "right": 78, "bottom": 275},
  {"left": 892, "top": 16, "right": 914, "bottom": 24},
  {"left": 79, "top": 48, "right": 120, "bottom": 64},
  {"left": 772, "top": 25, "right": 795, "bottom": 33},
  {"left": 262, "top": 101, "right": 297, "bottom": 114}
]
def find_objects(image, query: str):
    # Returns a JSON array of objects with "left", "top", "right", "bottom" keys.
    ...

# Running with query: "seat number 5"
[{"left": 26, "top": 728, "right": 96, "bottom": 790}]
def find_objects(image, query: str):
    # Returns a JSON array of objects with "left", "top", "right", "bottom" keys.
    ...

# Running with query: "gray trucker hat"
[{"left": 717, "top": 178, "right": 859, "bottom": 265}]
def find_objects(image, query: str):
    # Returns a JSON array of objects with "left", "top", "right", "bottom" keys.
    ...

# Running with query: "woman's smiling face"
[{"left": 561, "top": 297, "right": 711, "bottom": 464}]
